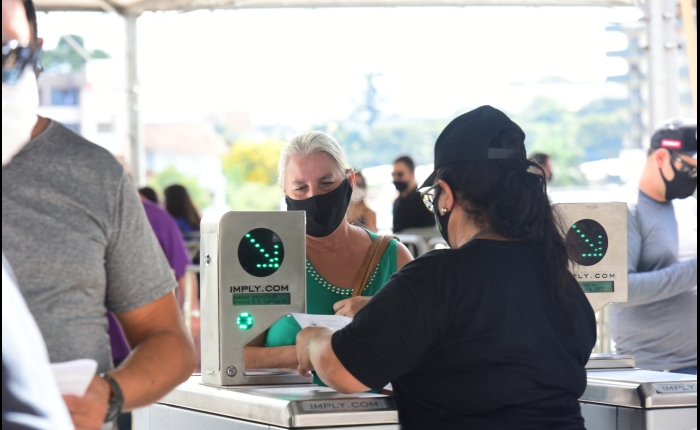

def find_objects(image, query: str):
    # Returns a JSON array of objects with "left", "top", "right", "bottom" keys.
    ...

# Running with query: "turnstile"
[
  {"left": 580, "top": 355, "right": 697, "bottom": 430},
  {"left": 133, "top": 376, "right": 399, "bottom": 430}
]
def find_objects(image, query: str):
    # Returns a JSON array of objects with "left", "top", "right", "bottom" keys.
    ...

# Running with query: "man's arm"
[
  {"left": 112, "top": 292, "right": 196, "bottom": 409},
  {"left": 63, "top": 293, "right": 194, "bottom": 429},
  {"left": 622, "top": 206, "right": 697, "bottom": 307},
  {"left": 626, "top": 260, "right": 697, "bottom": 306}
]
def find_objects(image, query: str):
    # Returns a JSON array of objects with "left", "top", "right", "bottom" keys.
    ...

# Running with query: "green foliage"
[
  {"left": 513, "top": 97, "right": 628, "bottom": 186},
  {"left": 222, "top": 140, "right": 285, "bottom": 185},
  {"left": 147, "top": 166, "right": 212, "bottom": 210},
  {"left": 222, "top": 140, "right": 286, "bottom": 210},
  {"left": 42, "top": 35, "right": 109, "bottom": 72},
  {"left": 226, "top": 183, "right": 282, "bottom": 211}
]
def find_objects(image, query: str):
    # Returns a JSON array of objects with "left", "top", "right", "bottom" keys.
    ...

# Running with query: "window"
[{"left": 50, "top": 88, "right": 80, "bottom": 106}]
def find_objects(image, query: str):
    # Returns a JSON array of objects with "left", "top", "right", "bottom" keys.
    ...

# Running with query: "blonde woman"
[{"left": 244, "top": 132, "right": 413, "bottom": 378}]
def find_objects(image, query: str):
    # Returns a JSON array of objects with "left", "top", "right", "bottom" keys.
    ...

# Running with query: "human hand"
[
  {"left": 296, "top": 326, "right": 329, "bottom": 378},
  {"left": 63, "top": 375, "right": 111, "bottom": 430},
  {"left": 333, "top": 296, "right": 371, "bottom": 318}
]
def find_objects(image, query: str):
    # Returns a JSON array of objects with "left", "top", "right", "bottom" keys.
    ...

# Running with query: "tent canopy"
[{"left": 35, "top": 0, "right": 636, "bottom": 15}]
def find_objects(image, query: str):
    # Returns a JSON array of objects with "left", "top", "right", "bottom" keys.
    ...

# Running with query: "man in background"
[
  {"left": 2, "top": 2, "right": 196, "bottom": 428},
  {"left": 392, "top": 156, "right": 436, "bottom": 233},
  {"left": 611, "top": 118, "right": 697, "bottom": 374},
  {"left": 529, "top": 152, "right": 553, "bottom": 183},
  {"left": 2, "top": 1, "right": 74, "bottom": 428}
]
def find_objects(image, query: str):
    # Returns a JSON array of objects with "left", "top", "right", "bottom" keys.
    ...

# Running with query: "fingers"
[
  {"left": 333, "top": 299, "right": 349, "bottom": 312},
  {"left": 63, "top": 395, "right": 106, "bottom": 430},
  {"left": 297, "top": 365, "right": 313, "bottom": 379}
]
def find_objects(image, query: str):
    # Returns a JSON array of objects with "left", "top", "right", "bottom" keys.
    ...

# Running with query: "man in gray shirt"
[
  {"left": 611, "top": 118, "right": 697, "bottom": 374},
  {"left": 2, "top": 7, "right": 196, "bottom": 428}
]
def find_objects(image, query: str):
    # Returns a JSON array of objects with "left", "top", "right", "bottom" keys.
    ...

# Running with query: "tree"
[
  {"left": 42, "top": 35, "right": 109, "bottom": 72},
  {"left": 222, "top": 140, "right": 286, "bottom": 211}
]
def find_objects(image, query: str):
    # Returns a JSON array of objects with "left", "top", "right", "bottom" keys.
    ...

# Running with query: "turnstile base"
[
  {"left": 580, "top": 403, "right": 697, "bottom": 430},
  {"left": 134, "top": 404, "right": 401, "bottom": 430}
]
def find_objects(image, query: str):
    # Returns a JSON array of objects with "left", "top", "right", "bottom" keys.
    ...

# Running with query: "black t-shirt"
[
  {"left": 332, "top": 240, "right": 597, "bottom": 430},
  {"left": 393, "top": 189, "right": 436, "bottom": 233}
]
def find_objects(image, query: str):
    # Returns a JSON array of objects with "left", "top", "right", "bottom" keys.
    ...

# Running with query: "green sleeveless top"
[{"left": 266, "top": 230, "right": 398, "bottom": 347}]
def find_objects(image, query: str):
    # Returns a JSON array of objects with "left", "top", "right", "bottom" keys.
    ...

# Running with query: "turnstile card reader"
[
  {"left": 201, "top": 211, "right": 312, "bottom": 386},
  {"left": 556, "top": 203, "right": 628, "bottom": 313}
]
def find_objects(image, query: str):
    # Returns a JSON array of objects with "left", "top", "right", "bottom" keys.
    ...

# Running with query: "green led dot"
[
  {"left": 274, "top": 245, "right": 279, "bottom": 249},
  {"left": 263, "top": 264, "right": 267, "bottom": 267},
  {"left": 585, "top": 239, "right": 590, "bottom": 242},
  {"left": 250, "top": 238, "right": 255, "bottom": 242},
  {"left": 275, "top": 264, "right": 279, "bottom": 268},
  {"left": 265, "top": 254, "right": 269, "bottom": 257},
  {"left": 274, "top": 251, "right": 279, "bottom": 255},
  {"left": 255, "top": 243, "right": 260, "bottom": 247},
  {"left": 573, "top": 225, "right": 577, "bottom": 229},
  {"left": 257, "top": 264, "right": 261, "bottom": 268},
  {"left": 582, "top": 254, "right": 586, "bottom": 257},
  {"left": 246, "top": 234, "right": 251, "bottom": 238},
  {"left": 237, "top": 313, "right": 254, "bottom": 331}
]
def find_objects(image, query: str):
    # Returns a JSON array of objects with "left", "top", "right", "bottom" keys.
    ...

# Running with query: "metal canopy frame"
[
  {"left": 32, "top": 0, "right": 694, "bottom": 186},
  {"left": 35, "top": 0, "right": 636, "bottom": 14}
]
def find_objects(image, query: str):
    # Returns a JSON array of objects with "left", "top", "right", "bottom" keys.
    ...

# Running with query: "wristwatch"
[{"left": 99, "top": 373, "right": 124, "bottom": 423}]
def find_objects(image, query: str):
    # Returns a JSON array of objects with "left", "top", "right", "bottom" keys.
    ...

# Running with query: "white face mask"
[{"left": 2, "top": 67, "right": 39, "bottom": 166}]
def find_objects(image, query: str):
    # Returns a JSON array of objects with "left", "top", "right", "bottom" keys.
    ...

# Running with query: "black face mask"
[
  {"left": 434, "top": 188, "right": 452, "bottom": 247},
  {"left": 286, "top": 179, "right": 353, "bottom": 238},
  {"left": 393, "top": 181, "right": 409, "bottom": 192},
  {"left": 661, "top": 163, "right": 697, "bottom": 201}
]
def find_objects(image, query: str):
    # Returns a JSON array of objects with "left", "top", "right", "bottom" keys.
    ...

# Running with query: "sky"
[{"left": 36, "top": 6, "right": 643, "bottom": 129}]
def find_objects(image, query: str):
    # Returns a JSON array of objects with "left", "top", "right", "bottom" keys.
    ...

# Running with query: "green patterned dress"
[{"left": 264, "top": 230, "right": 399, "bottom": 386}]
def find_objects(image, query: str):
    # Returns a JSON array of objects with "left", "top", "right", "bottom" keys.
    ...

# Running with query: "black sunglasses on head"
[{"left": 2, "top": 40, "right": 43, "bottom": 85}]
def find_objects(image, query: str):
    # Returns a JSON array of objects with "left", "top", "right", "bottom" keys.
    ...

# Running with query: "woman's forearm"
[{"left": 244, "top": 345, "right": 298, "bottom": 369}]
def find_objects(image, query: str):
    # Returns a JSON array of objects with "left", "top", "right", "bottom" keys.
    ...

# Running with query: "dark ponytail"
[{"left": 436, "top": 128, "right": 578, "bottom": 319}]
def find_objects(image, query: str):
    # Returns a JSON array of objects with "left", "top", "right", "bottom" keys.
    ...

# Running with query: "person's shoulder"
[
  {"left": 142, "top": 200, "right": 181, "bottom": 227},
  {"left": 32, "top": 120, "right": 125, "bottom": 175},
  {"left": 395, "top": 248, "right": 454, "bottom": 277}
]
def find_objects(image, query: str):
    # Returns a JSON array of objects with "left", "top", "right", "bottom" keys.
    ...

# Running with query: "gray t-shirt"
[
  {"left": 610, "top": 190, "right": 697, "bottom": 371},
  {"left": 2, "top": 120, "right": 176, "bottom": 373}
]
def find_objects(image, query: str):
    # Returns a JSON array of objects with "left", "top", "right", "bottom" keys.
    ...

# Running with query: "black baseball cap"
[
  {"left": 650, "top": 117, "right": 697, "bottom": 157},
  {"left": 420, "top": 105, "right": 526, "bottom": 189}
]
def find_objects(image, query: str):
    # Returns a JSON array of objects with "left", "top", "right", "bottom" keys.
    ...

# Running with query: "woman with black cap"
[{"left": 295, "top": 106, "right": 597, "bottom": 429}]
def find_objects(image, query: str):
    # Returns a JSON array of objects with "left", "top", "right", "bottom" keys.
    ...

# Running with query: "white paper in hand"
[
  {"left": 292, "top": 313, "right": 353, "bottom": 331},
  {"left": 51, "top": 358, "right": 98, "bottom": 396}
]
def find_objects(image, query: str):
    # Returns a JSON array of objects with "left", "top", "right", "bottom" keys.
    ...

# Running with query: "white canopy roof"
[{"left": 35, "top": 0, "right": 636, "bottom": 15}]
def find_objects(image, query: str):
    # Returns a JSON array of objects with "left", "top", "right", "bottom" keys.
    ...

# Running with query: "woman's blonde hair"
[{"left": 278, "top": 131, "right": 352, "bottom": 190}]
